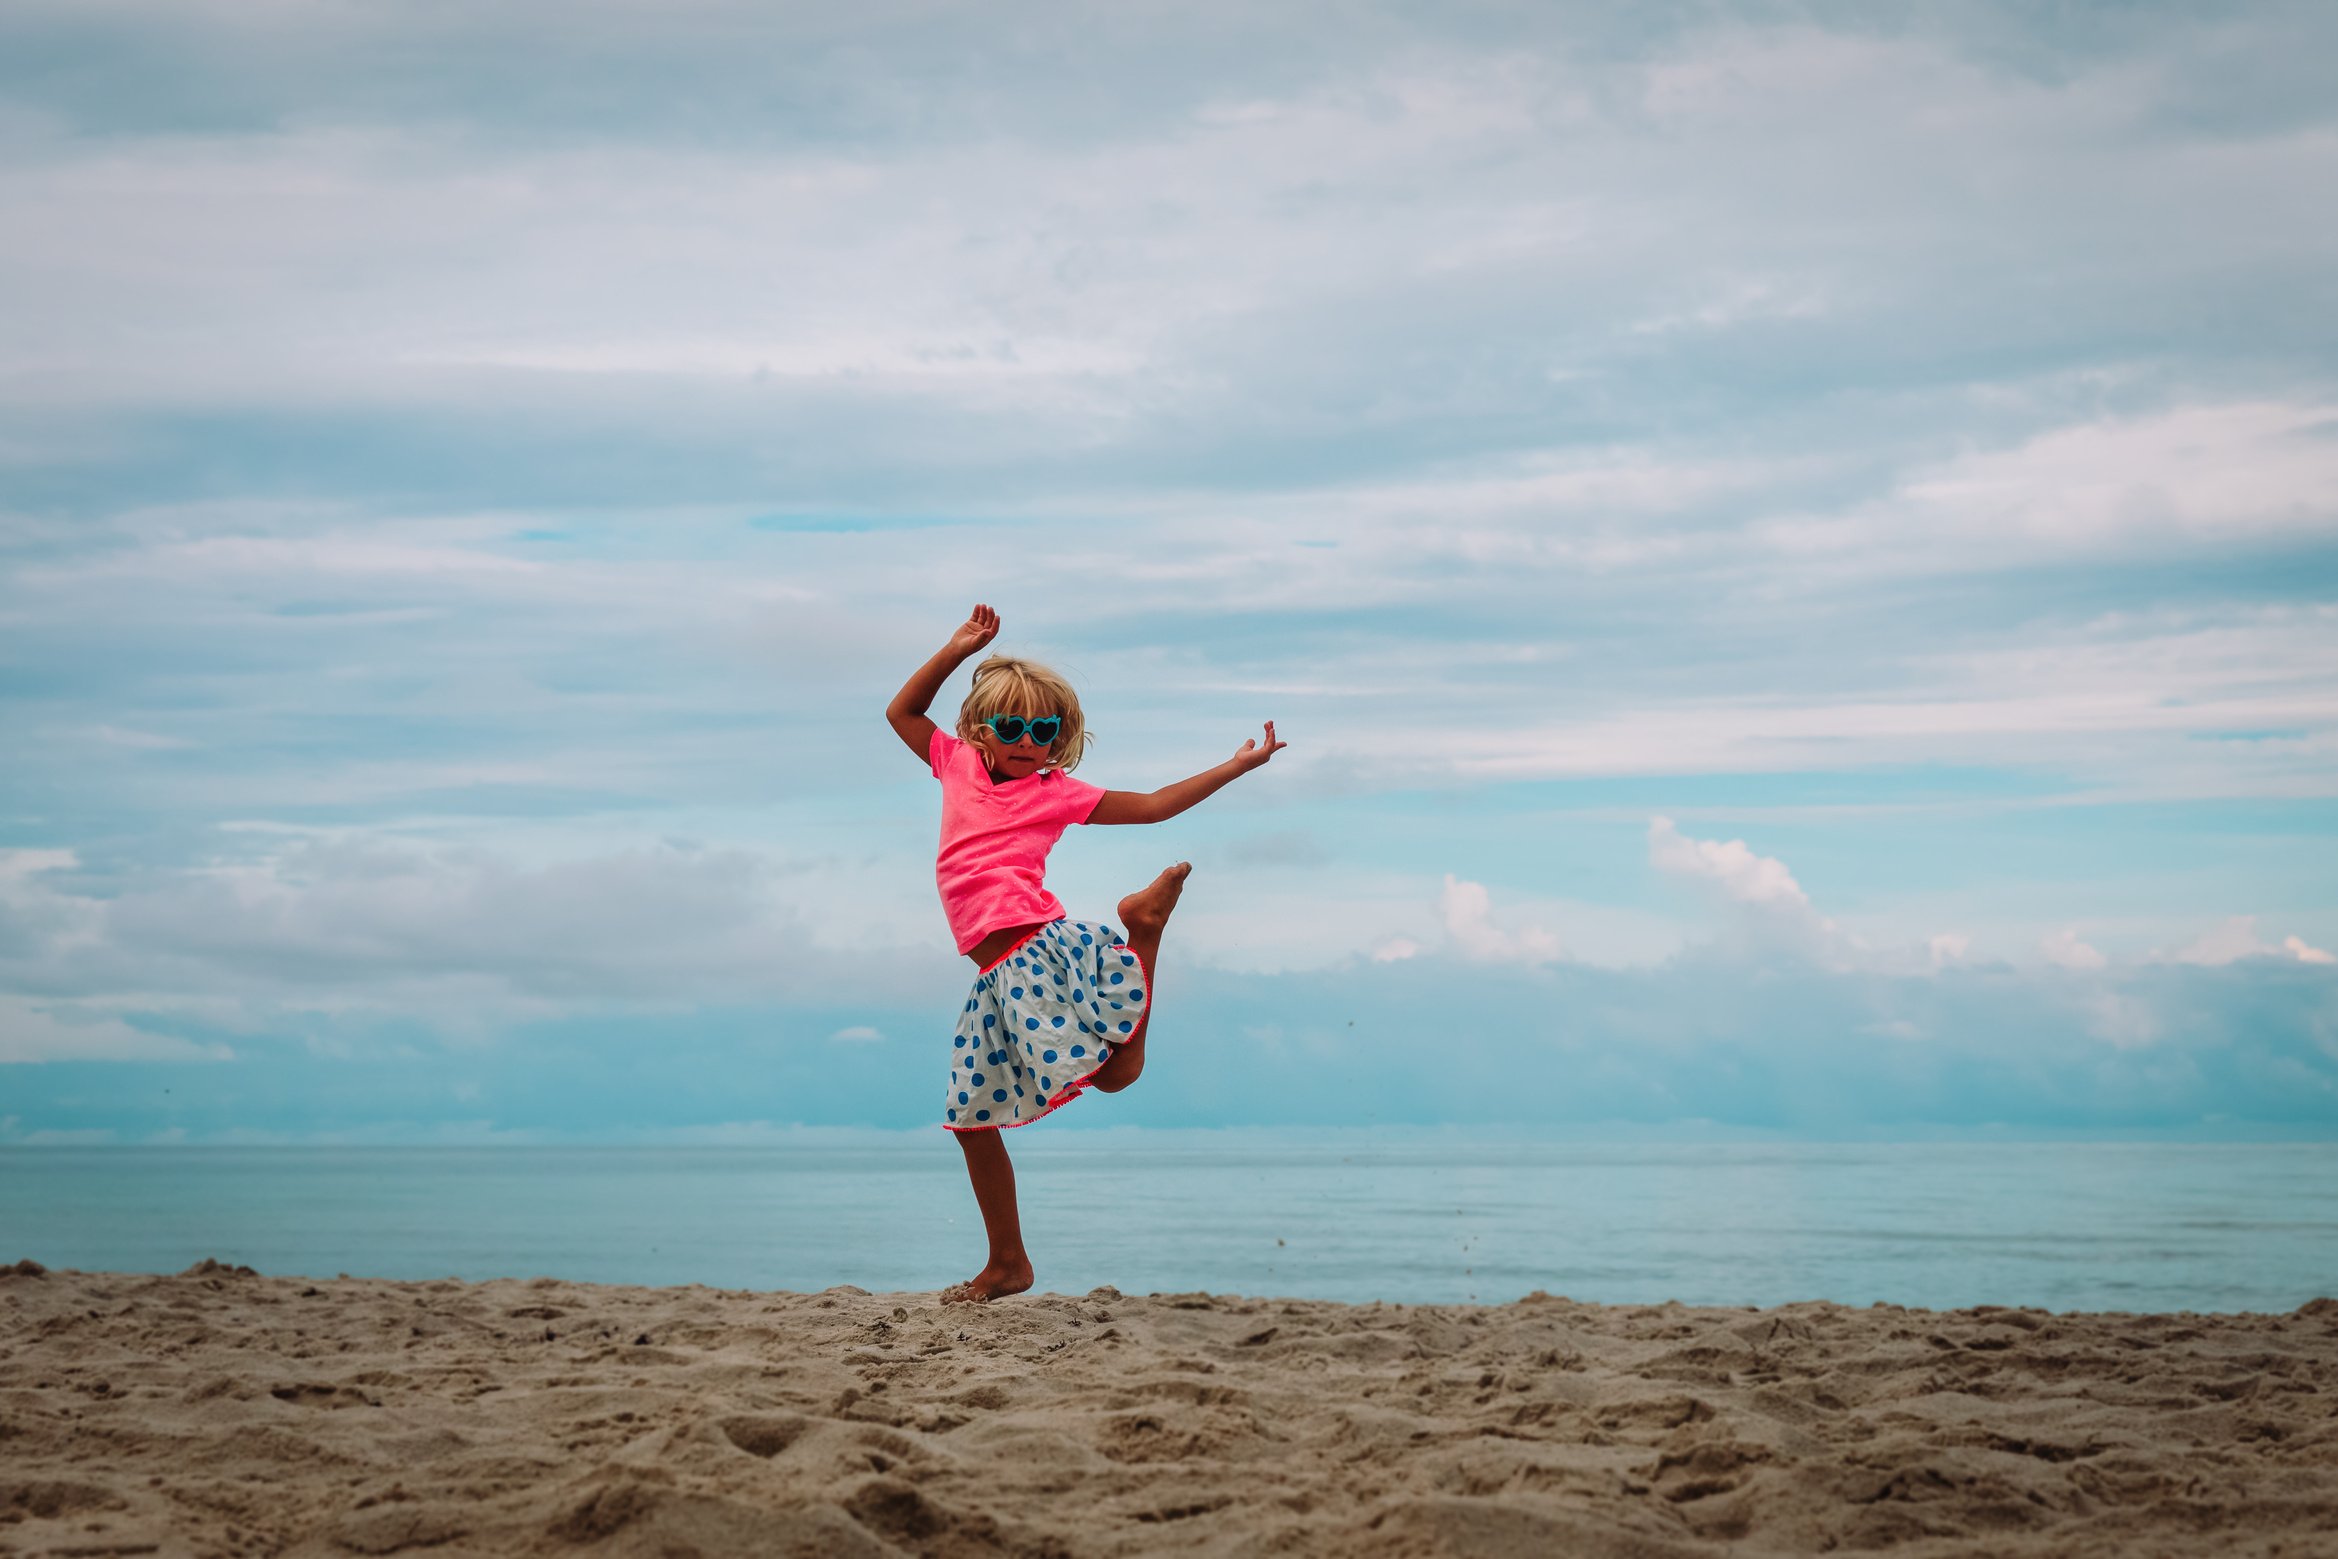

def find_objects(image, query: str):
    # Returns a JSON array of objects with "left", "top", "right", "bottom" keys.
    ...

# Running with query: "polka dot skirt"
[{"left": 944, "top": 917, "right": 1147, "bottom": 1130}]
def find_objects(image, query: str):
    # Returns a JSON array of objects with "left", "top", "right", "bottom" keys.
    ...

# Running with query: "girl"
[{"left": 886, "top": 603, "right": 1285, "bottom": 1302}]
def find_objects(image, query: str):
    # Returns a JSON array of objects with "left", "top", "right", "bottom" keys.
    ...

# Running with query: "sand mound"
[{"left": 3, "top": 1262, "right": 2333, "bottom": 1555}]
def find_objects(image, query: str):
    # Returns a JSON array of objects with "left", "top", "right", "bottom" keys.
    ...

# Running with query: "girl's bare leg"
[
  {"left": 943, "top": 865, "right": 1185, "bottom": 1300},
  {"left": 944, "top": 1128, "right": 1034, "bottom": 1303},
  {"left": 1089, "top": 861, "right": 1189, "bottom": 1093}
]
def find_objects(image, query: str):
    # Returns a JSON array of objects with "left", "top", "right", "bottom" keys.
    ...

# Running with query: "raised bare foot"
[
  {"left": 1117, "top": 862, "right": 1191, "bottom": 938},
  {"left": 941, "top": 1257, "right": 1035, "bottom": 1304}
]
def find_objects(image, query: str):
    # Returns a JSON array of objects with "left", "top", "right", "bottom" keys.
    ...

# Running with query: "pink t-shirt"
[{"left": 930, "top": 729, "right": 1106, "bottom": 954}]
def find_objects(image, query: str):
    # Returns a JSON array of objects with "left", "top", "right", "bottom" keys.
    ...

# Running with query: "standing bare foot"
[
  {"left": 1117, "top": 862, "right": 1190, "bottom": 937},
  {"left": 941, "top": 1256, "right": 1035, "bottom": 1304}
]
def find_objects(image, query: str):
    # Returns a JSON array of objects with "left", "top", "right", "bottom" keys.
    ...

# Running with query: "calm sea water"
[{"left": 4, "top": 1133, "right": 2334, "bottom": 1313}]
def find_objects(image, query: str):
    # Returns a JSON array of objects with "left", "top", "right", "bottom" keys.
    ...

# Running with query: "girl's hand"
[
  {"left": 1231, "top": 721, "right": 1287, "bottom": 773},
  {"left": 949, "top": 603, "right": 1000, "bottom": 658}
]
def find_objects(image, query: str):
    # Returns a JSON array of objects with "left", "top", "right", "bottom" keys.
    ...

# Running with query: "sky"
[{"left": 3, "top": 0, "right": 2335, "bottom": 1142}]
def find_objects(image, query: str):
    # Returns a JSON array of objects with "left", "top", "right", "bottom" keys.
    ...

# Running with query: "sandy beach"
[{"left": 3, "top": 1258, "right": 2334, "bottom": 1557}]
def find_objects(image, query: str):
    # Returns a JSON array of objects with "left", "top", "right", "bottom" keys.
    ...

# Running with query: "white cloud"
[
  {"left": 0, "top": 848, "right": 79, "bottom": 880},
  {"left": 827, "top": 1025, "right": 886, "bottom": 1043},
  {"left": 0, "top": 998, "right": 235, "bottom": 1064},
  {"left": 1645, "top": 817, "right": 1987, "bottom": 978},
  {"left": 2170, "top": 914, "right": 2338, "bottom": 967},
  {"left": 1439, "top": 874, "right": 1564, "bottom": 966},
  {"left": 1647, "top": 816, "right": 1810, "bottom": 909},
  {"left": 0, "top": 3, "right": 2334, "bottom": 1078},
  {"left": 1444, "top": 605, "right": 2338, "bottom": 800},
  {"left": 2040, "top": 927, "right": 2110, "bottom": 971},
  {"left": 1756, "top": 402, "right": 2338, "bottom": 570},
  {"left": 0, "top": 832, "right": 957, "bottom": 1027}
]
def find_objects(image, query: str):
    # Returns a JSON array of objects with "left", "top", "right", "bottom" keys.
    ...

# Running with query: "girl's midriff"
[{"left": 968, "top": 920, "right": 1052, "bottom": 970}]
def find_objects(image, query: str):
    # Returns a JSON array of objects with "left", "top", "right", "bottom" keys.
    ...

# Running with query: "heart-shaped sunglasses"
[{"left": 982, "top": 713, "right": 1063, "bottom": 747}]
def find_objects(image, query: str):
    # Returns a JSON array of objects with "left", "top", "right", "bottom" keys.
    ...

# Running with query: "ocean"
[{"left": 5, "top": 1132, "right": 2334, "bottom": 1313}]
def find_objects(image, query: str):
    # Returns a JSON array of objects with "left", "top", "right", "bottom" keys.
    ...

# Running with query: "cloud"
[
  {"left": 1438, "top": 875, "right": 1564, "bottom": 966},
  {"left": 827, "top": 1025, "right": 886, "bottom": 1043},
  {"left": 2040, "top": 927, "right": 2110, "bottom": 971},
  {"left": 1648, "top": 816, "right": 1810, "bottom": 908},
  {"left": 2081, "top": 989, "right": 2161, "bottom": 1051},
  {"left": 1645, "top": 819, "right": 1987, "bottom": 979},
  {"left": 0, "top": 833, "right": 955, "bottom": 1028},
  {"left": 2169, "top": 915, "right": 2338, "bottom": 968},
  {"left": 0, "top": 997, "right": 234, "bottom": 1064},
  {"left": 1, "top": 1, "right": 2334, "bottom": 1143},
  {"left": 1755, "top": 402, "right": 2338, "bottom": 573},
  {"left": 1450, "top": 606, "right": 2338, "bottom": 797},
  {"left": 15, "top": 949, "right": 2333, "bottom": 1137},
  {"left": 0, "top": 849, "right": 79, "bottom": 879}
]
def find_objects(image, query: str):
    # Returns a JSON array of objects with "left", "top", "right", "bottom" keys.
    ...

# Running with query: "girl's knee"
[{"left": 1091, "top": 1051, "right": 1144, "bottom": 1092}]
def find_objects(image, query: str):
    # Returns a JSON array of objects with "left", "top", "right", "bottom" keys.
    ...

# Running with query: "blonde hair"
[{"left": 956, "top": 653, "right": 1092, "bottom": 772}]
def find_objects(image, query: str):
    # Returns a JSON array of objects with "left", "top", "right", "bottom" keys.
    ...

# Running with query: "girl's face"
[{"left": 970, "top": 705, "right": 1060, "bottom": 781}]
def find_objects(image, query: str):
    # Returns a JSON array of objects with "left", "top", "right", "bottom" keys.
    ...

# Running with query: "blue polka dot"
[
  {"left": 976, "top": 1109, "right": 991, "bottom": 1121},
  {"left": 989, "top": 1050, "right": 1004, "bottom": 1065},
  {"left": 965, "top": 1000, "right": 976, "bottom": 1012},
  {"left": 1128, "top": 989, "right": 1142, "bottom": 1000},
  {"left": 954, "top": 1036, "right": 966, "bottom": 1048},
  {"left": 1038, "top": 1077, "right": 1050, "bottom": 1091},
  {"left": 992, "top": 1088, "right": 1007, "bottom": 1102},
  {"left": 1014, "top": 1084, "right": 1025, "bottom": 1096},
  {"left": 948, "top": 1108, "right": 957, "bottom": 1121},
  {"left": 1121, "top": 953, "right": 1137, "bottom": 967},
  {"left": 1042, "top": 1049, "right": 1057, "bottom": 1063},
  {"left": 1110, "top": 973, "right": 1123, "bottom": 985},
  {"left": 1010, "top": 986, "right": 1024, "bottom": 999},
  {"left": 1070, "top": 1045, "right": 1086, "bottom": 1057},
  {"left": 1118, "top": 1021, "right": 1133, "bottom": 1033},
  {"left": 957, "top": 1091, "right": 969, "bottom": 1104},
  {"left": 983, "top": 1015, "right": 996, "bottom": 1029},
  {"left": 1072, "top": 989, "right": 1083, "bottom": 1001},
  {"left": 1025, "top": 1017, "right": 1040, "bottom": 1030},
  {"left": 1080, "top": 932, "right": 1092, "bottom": 945},
  {"left": 971, "top": 1072, "right": 984, "bottom": 1087},
  {"left": 1051, "top": 1015, "right": 1065, "bottom": 1028}
]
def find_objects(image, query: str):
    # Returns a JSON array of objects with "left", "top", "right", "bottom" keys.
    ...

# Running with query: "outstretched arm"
[
  {"left": 1088, "top": 722, "right": 1287, "bottom": 824},
  {"left": 886, "top": 604, "right": 999, "bottom": 760}
]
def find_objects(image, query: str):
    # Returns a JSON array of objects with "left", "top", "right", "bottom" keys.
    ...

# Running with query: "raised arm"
[
  {"left": 886, "top": 604, "right": 999, "bottom": 760},
  {"left": 1088, "top": 721, "right": 1287, "bottom": 824}
]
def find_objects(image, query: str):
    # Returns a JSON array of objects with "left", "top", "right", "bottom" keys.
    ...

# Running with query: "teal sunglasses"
[{"left": 983, "top": 712, "right": 1063, "bottom": 747}]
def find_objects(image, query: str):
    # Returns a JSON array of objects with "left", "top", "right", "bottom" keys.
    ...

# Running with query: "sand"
[{"left": 3, "top": 1259, "right": 2334, "bottom": 1558}]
